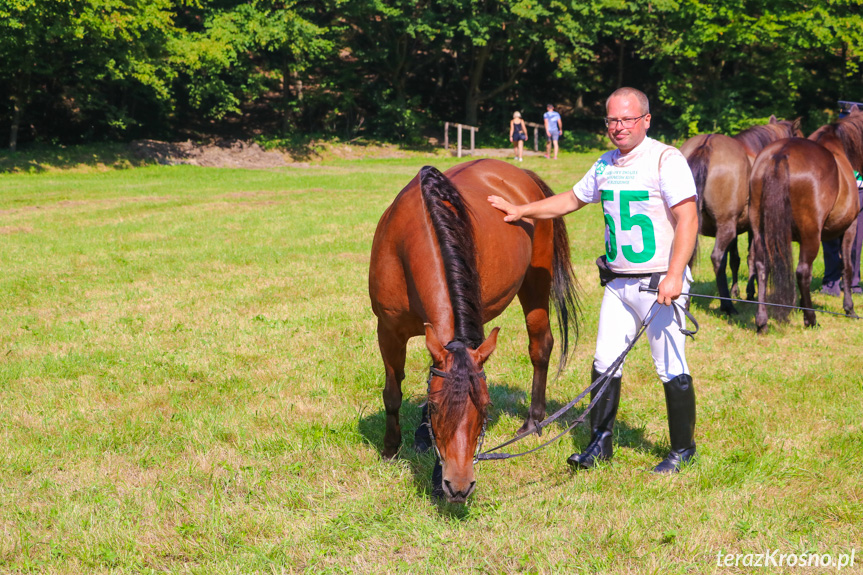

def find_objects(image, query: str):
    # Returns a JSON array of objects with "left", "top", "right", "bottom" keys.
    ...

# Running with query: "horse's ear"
[
  {"left": 851, "top": 105, "right": 861, "bottom": 115},
  {"left": 793, "top": 117, "right": 802, "bottom": 133},
  {"left": 470, "top": 327, "right": 500, "bottom": 367},
  {"left": 424, "top": 323, "right": 446, "bottom": 365},
  {"left": 769, "top": 115, "right": 778, "bottom": 124}
]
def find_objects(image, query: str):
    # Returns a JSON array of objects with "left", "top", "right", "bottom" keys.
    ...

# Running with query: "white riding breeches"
[{"left": 593, "top": 270, "right": 692, "bottom": 382}]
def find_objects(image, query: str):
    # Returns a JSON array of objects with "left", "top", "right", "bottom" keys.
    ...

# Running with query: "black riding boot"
[
  {"left": 653, "top": 374, "right": 697, "bottom": 474},
  {"left": 567, "top": 366, "right": 621, "bottom": 469}
]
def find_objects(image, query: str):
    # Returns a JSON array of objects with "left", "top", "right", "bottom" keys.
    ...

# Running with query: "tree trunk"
[
  {"left": 617, "top": 40, "right": 625, "bottom": 88},
  {"left": 282, "top": 56, "right": 303, "bottom": 135},
  {"left": 391, "top": 34, "right": 409, "bottom": 111},
  {"left": 465, "top": 42, "right": 533, "bottom": 126},
  {"left": 9, "top": 97, "right": 22, "bottom": 151},
  {"left": 465, "top": 43, "right": 493, "bottom": 126}
]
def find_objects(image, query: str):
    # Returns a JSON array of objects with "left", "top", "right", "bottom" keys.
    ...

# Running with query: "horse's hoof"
[
  {"left": 756, "top": 324, "right": 769, "bottom": 335},
  {"left": 720, "top": 303, "right": 738, "bottom": 316},
  {"left": 517, "top": 419, "right": 541, "bottom": 437},
  {"left": 845, "top": 311, "right": 859, "bottom": 319}
]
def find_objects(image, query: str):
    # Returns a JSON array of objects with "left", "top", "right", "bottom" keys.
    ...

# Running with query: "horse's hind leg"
[
  {"left": 376, "top": 321, "right": 408, "bottom": 458},
  {"left": 841, "top": 224, "right": 859, "bottom": 318},
  {"left": 746, "top": 232, "right": 757, "bottom": 301},
  {"left": 516, "top": 277, "right": 555, "bottom": 436},
  {"left": 712, "top": 225, "right": 739, "bottom": 314},
  {"left": 752, "top": 232, "right": 770, "bottom": 334},
  {"left": 728, "top": 236, "right": 741, "bottom": 299},
  {"left": 797, "top": 237, "right": 820, "bottom": 327}
]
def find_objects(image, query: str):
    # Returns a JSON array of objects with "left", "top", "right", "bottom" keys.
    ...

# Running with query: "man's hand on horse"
[{"left": 487, "top": 195, "right": 522, "bottom": 222}]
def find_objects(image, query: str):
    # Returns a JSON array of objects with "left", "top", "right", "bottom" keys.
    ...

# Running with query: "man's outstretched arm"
[{"left": 487, "top": 191, "right": 587, "bottom": 223}]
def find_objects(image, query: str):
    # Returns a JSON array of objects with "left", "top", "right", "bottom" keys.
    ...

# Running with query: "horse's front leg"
[{"left": 377, "top": 322, "right": 408, "bottom": 458}]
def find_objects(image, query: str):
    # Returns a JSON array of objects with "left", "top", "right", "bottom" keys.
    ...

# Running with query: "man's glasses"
[{"left": 604, "top": 114, "right": 647, "bottom": 128}]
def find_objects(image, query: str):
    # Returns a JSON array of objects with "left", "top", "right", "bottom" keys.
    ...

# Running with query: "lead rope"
[{"left": 476, "top": 301, "right": 665, "bottom": 461}]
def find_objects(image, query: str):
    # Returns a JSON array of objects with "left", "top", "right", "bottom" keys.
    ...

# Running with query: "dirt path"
[{"left": 131, "top": 140, "right": 295, "bottom": 169}]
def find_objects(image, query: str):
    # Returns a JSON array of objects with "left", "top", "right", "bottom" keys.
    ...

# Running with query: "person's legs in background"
[
  {"left": 851, "top": 189, "right": 863, "bottom": 293},
  {"left": 820, "top": 237, "right": 843, "bottom": 296}
]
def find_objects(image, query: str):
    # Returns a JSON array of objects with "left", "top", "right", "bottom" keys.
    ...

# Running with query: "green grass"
[{"left": 1, "top": 152, "right": 862, "bottom": 574}]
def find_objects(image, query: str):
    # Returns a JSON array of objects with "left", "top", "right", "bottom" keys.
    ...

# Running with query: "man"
[
  {"left": 543, "top": 104, "right": 563, "bottom": 160},
  {"left": 820, "top": 169, "right": 863, "bottom": 296},
  {"left": 488, "top": 87, "right": 699, "bottom": 474}
]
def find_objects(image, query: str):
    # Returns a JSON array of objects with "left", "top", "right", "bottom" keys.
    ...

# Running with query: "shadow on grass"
[
  {"left": 356, "top": 379, "right": 654, "bottom": 511},
  {"left": 688, "top": 279, "right": 758, "bottom": 330},
  {"left": 0, "top": 144, "right": 152, "bottom": 173},
  {"left": 484, "top": 380, "right": 654, "bottom": 460},
  {"left": 257, "top": 135, "right": 440, "bottom": 162},
  {"left": 688, "top": 276, "right": 851, "bottom": 332},
  {"left": 356, "top": 396, "right": 439, "bottom": 502}
]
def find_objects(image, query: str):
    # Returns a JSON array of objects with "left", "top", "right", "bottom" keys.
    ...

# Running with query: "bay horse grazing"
[
  {"left": 749, "top": 108, "right": 863, "bottom": 332},
  {"left": 679, "top": 117, "right": 802, "bottom": 314},
  {"left": 369, "top": 159, "right": 579, "bottom": 503}
]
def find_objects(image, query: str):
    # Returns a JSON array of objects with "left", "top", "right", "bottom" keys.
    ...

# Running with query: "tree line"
[{"left": 2, "top": 0, "right": 862, "bottom": 150}]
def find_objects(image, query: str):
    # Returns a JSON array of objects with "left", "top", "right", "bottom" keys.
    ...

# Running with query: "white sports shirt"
[{"left": 573, "top": 137, "right": 697, "bottom": 274}]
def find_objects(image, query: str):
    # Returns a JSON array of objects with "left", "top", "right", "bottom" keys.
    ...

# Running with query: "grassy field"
[{"left": 1, "top": 151, "right": 862, "bottom": 574}]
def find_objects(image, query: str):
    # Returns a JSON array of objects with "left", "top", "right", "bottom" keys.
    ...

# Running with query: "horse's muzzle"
[{"left": 443, "top": 479, "right": 476, "bottom": 503}]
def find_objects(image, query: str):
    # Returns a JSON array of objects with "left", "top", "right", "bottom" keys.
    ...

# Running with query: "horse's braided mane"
[
  {"left": 419, "top": 165, "right": 484, "bottom": 348},
  {"left": 419, "top": 165, "right": 488, "bottom": 431},
  {"left": 733, "top": 121, "right": 797, "bottom": 154}
]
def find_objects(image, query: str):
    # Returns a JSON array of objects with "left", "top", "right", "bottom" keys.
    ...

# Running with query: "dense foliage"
[{"left": 1, "top": 0, "right": 862, "bottom": 148}]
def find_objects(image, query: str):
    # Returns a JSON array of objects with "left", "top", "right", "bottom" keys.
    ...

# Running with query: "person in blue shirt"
[{"left": 543, "top": 104, "right": 562, "bottom": 160}]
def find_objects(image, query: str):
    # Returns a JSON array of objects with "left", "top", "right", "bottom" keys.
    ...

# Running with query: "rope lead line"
[
  {"left": 638, "top": 286, "right": 860, "bottom": 319},
  {"left": 476, "top": 302, "right": 663, "bottom": 462}
]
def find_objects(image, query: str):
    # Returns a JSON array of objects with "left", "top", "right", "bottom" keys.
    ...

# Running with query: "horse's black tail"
[
  {"left": 685, "top": 136, "right": 712, "bottom": 268},
  {"left": 523, "top": 169, "right": 581, "bottom": 375},
  {"left": 418, "top": 166, "right": 484, "bottom": 347},
  {"left": 758, "top": 154, "right": 795, "bottom": 320}
]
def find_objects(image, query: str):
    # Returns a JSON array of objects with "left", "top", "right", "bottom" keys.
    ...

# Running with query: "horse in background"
[
  {"left": 749, "top": 108, "right": 863, "bottom": 332},
  {"left": 680, "top": 117, "right": 802, "bottom": 314},
  {"left": 369, "top": 159, "right": 579, "bottom": 503}
]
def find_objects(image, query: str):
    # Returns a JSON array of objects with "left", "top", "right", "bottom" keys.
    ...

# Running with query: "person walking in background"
[
  {"left": 544, "top": 104, "right": 562, "bottom": 159},
  {"left": 489, "top": 87, "right": 699, "bottom": 474},
  {"left": 510, "top": 111, "right": 528, "bottom": 162},
  {"left": 820, "top": 168, "right": 863, "bottom": 296}
]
